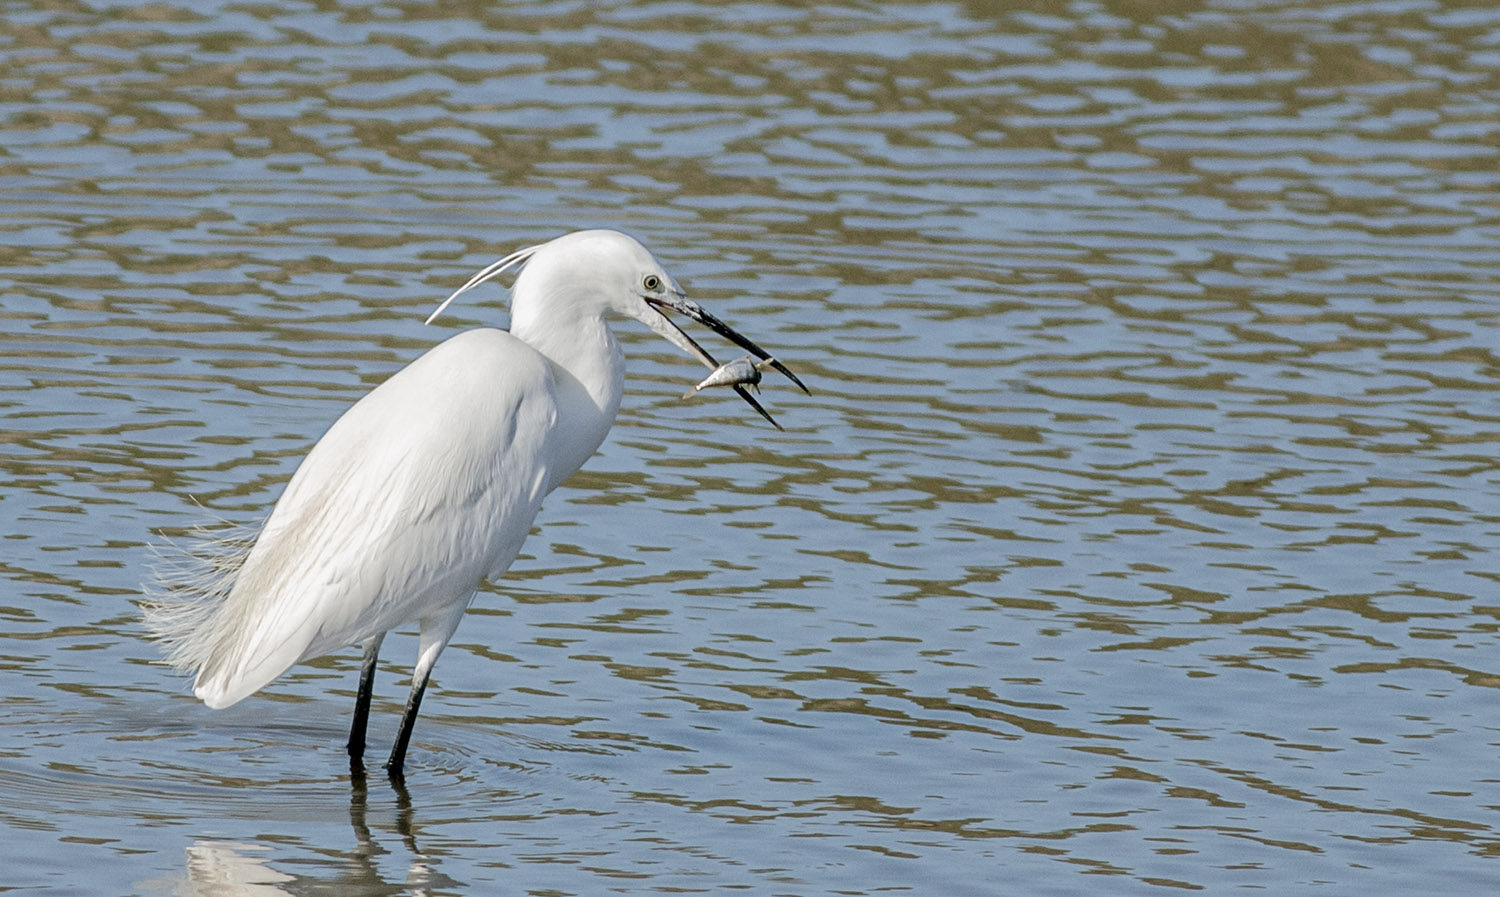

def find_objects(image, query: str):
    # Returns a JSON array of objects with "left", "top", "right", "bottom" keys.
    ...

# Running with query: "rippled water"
[{"left": 5, "top": 0, "right": 1500, "bottom": 893}]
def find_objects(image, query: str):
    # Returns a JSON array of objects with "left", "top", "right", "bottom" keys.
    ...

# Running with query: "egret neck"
[{"left": 509, "top": 298, "right": 624, "bottom": 492}]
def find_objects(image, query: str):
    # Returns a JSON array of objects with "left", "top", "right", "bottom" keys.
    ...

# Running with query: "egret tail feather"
[{"left": 140, "top": 518, "right": 266, "bottom": 704}]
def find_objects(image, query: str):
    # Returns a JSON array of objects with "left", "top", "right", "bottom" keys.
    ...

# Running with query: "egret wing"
[{"left": 182, "top": 329, "right": 559, "bottom": 708}]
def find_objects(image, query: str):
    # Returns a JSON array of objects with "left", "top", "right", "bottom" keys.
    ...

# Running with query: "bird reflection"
[
  {"left": 180, "top": 842, "right": 294, "bottom": 895},
  {"left": 348, "top": 763, "right": 420, "bottom": 860},
  {"left": 174, "top": 775, "right": 460, "bottom": 895}
]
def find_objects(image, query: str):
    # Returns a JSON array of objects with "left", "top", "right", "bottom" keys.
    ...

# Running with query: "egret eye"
[{"left": 643, "top": 274, "right": 662, "bottom": 292}]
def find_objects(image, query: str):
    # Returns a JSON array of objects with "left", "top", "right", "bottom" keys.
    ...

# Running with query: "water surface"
[{"left": 3, "top": 1, "right": 1500, "bottom": 894}]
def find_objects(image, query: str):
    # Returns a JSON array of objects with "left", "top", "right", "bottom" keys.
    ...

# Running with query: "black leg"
[
  {"left": 383, "top": 607, "right": 463, "bottom": 779},
  {"left": 347, "top": 635, "right": 384, "bottom": 764},
  {"left": 384, "top": 666, "right": 431, "bottom": 779}
]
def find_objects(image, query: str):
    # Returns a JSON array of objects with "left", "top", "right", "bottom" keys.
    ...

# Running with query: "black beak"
[{"left": 645, "top": 293, "right": 809, "bottom": 427}]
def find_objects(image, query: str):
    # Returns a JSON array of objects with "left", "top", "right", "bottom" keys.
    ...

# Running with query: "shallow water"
[{"left": 4, "top": 0, "right": 1500, "bottom": 894}]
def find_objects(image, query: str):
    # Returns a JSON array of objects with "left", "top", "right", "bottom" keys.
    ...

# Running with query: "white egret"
[{"left": 143, "top": 229, "right": 807, "bottom": 777}]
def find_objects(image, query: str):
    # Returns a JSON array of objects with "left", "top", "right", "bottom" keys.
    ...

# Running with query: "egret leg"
[
  {"left": 347, "top": 634, "right": 385, "bottom": 763},
  {"left": 384, "top": 667, "right": 430, "bottom": 779},
  {"left": 384, "top": 607, "right": 464, "bottom": 779}
]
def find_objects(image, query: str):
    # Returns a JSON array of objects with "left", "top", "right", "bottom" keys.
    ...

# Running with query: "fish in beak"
[{"left": 643, "top": 292, "right": 809, "bottom": 430}]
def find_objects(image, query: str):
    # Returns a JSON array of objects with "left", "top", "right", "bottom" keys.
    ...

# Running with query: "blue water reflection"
[{"left": 4, "top": 0, "right": 1500, "bottom": 894}]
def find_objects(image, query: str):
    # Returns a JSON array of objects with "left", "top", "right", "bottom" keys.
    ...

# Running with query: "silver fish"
[
  {"left": 681, "top": 356, "right": 788, "bottom": 430},
  {"left": 682, "top": 356, "right": 773, "bottom": 398}
]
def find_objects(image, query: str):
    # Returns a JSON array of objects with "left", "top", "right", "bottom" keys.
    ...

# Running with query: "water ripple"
[{"left": 4, "top": 0, "right": 1500, "bottom": 894}]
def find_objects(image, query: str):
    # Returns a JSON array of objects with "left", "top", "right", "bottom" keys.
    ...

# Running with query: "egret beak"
[
  {"left": 732, "top": 384, "right": 782, "bottom": 431},
  {"left": 644, "top": 293, "right": 809, "bottom": 394}
]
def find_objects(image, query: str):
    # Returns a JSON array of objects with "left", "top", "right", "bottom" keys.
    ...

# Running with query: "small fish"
[
  {"left": 681, "top": 356, "right": 775, "bottom": 398},
  {"left": 681, "top": 356, "right": 787, "bottom": 430}
]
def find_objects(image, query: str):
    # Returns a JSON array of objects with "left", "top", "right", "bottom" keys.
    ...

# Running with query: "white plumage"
[{"left": 143, "top": 229, "right": 806, "bottom": 776}]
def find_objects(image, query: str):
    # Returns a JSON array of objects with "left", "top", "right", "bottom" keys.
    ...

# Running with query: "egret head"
[{"left": 428, "top": 229, "right": 807, "bottom": 426}]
